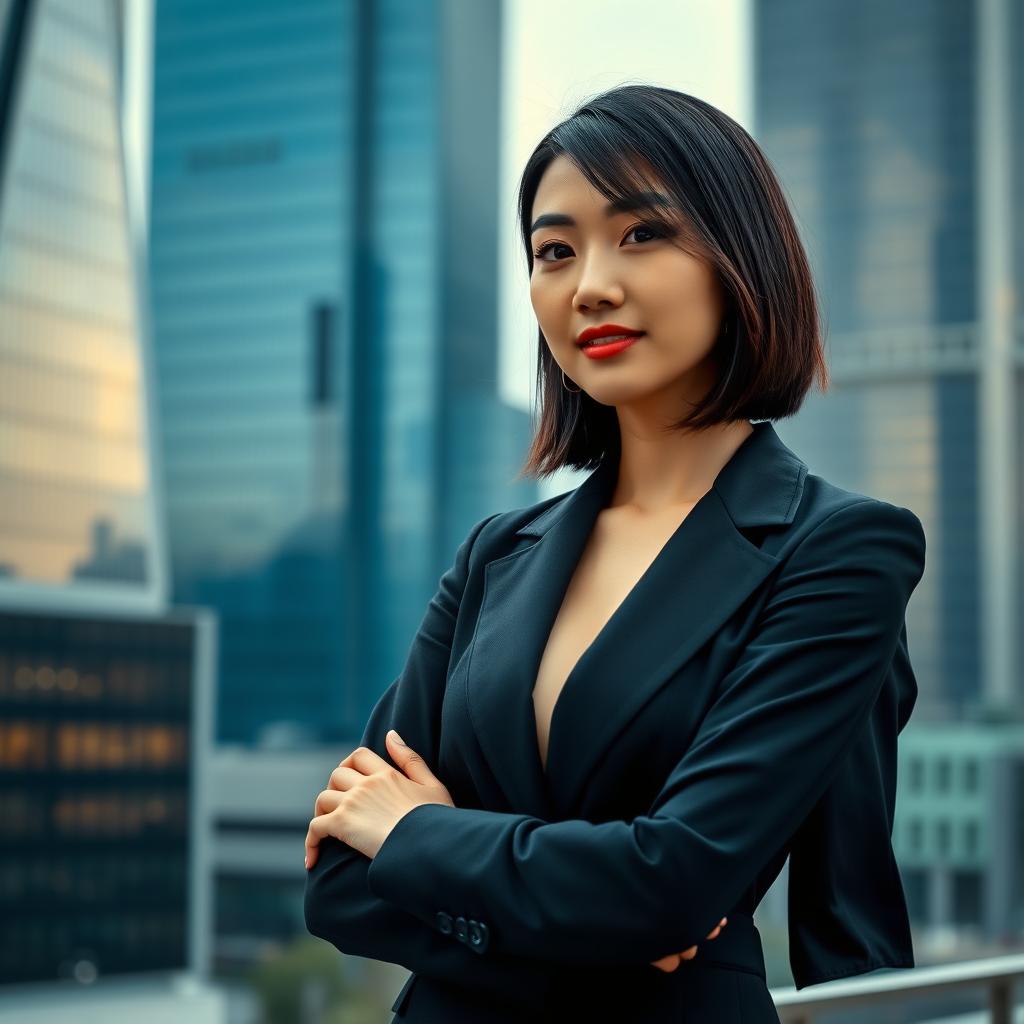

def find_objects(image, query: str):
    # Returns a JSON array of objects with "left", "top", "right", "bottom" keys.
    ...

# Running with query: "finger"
[
  {"left": 305, "top": 825, "right": 318, "bottom": 871},
  {"left": 339, "top": 746, "right": 390, "bottom": 776},
  {"left": 304, "top": 813, "right": 335, "bottom": 870},
  {"left": 706, "top": 925, "right": 721, "bottom": 940},
  {"left": 328, "top": 764, "right": 364, "bottom": 791},
  {"left": 679, "top": 945, "right": 698, "bottom": 960},
  {"left": 386, "top": 730, "right": 435, "bottom": 784},
  {"left": 304, "top": 818, "right": 323, "bottom": 870},
  {"left": 314, "top": 788, "right": 345, "bottom": 817},
  {"left": 650, "top": 953, "right": 682, "bottom": 972}
]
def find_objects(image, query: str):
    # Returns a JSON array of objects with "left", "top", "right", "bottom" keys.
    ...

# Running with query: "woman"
[{"left": 303, "top": 84, "right": 926, "bottom": 1022}]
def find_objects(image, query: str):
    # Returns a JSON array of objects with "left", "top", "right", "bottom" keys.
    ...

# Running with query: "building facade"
[
  {"left": 0, "top": 1, "right": 218, "bottom": 1015},
  {"left": 754, "top": 0, "right": 1023, "bottom": 964},
  {"left": 149, "top": 0, "right": 536, "bottom": 748}
]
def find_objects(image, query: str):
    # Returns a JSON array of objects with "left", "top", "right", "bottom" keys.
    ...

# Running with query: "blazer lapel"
[{"left": 464, "top": 421, "right": 808, "bottom": 817}]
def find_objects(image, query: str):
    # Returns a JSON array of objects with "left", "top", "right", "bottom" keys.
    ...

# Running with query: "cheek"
[
  {"left": 646, "top": 261, "right": 721, "bottom": 326},
  {"left": 528, "top": 274, "right": 543, "bottom": 312},
  {"left": 529, "top": 277, "right": 560, "bottom": 326}
]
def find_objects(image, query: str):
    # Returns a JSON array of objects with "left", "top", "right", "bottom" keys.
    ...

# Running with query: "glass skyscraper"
[
  {"left": 755, "top": 0, "right": 979, "bottom": 720},
  {"left": 755, "top": 0, "right": 1023, "bottom": 954},
  {"left": 150, "top": 0, "right": 535, "bottom": 746},
  {"left": 0, "top": 0, "right": 163, "bottom": 603},
  {"left": 0, "top": 0, "right": 213, "bottom": 994}
]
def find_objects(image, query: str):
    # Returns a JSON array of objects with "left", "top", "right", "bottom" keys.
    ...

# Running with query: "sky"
[{"left": 498, "top": 0, "right": 752, "bottom": 494}]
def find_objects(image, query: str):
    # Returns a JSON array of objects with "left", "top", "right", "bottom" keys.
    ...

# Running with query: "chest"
[{"left": 531, "top": 505, "right": 697, "bottom": 772}]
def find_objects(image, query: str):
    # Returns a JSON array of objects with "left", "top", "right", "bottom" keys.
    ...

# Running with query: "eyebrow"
[{"left": 530, "top": 191, "right": 674, "bottom": 235}]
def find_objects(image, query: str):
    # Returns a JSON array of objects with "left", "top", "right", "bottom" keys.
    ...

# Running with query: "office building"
[
  {"left": 149, "top": 0, "right": 536, "bottom": 748},
  {"left": 0, "top": 1, "right": 221, "bottom": 1017},
  {"left": 753, "top": 0, "right": 1023, "bottom": 963}
]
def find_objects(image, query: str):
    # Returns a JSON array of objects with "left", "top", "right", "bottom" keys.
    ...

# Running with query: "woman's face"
[{"left": 529, "top": 154, "right": 726, "bottom": 414}]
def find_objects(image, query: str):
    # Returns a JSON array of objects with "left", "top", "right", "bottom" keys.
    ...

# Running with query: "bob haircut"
[{"left": 517, "top": 83, "right": 828, "bottom": 478}]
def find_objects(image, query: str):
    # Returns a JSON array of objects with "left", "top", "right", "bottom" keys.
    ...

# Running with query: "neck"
[{"left": 609, "top": 415, "right": 754, "bottom": 513}]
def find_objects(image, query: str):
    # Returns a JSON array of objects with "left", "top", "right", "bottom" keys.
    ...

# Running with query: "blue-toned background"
[{"left": 0, "top": 1, "right": 1021, "bottom": 1021}]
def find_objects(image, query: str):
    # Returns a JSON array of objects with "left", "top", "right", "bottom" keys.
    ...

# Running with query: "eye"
[
  {"left": 532, "top": 220, "right": 671, "bottom": 263},
  {"left": 532, "top": 240, "right": 573, "bottom": 262},
  {"left": 623, "top": 222, "right": 665, "bottom": 245}
]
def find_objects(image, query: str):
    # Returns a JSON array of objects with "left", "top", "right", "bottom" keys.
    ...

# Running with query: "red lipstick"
[{"left": 575, "top": 323, "right": 645, "bottom": 359}]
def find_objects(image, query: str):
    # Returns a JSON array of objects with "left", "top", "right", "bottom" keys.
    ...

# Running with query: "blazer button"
[
  {"left": 435, "top": 911, "right": 453, "bottom": 935},
  {"left": 454, "top": 916, "right": 469, "bottom": 943},
  {"left": 468, "top": 920, "right": 489, "bottom": 953}
]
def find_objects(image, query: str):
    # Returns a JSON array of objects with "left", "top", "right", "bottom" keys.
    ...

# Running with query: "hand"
[
  {"left": 304, "top": 730, "right": 455, "bottom": 868},
  {"left": 650, "top": 917, "right": 728, "bottom": 972}
]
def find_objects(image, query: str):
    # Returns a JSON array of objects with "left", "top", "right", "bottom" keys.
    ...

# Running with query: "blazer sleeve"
[
  {"left": 303, "top": 511, "right": 560, "bottom": 1001},
  {"left": 365, "top": 498, "right": 927, "bottom": 967}
]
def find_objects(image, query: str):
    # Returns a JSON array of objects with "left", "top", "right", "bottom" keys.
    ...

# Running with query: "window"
[
  {"left": 908, "top": 756, "right": 925, "bottom": 792},
  {"left": 963, "top": 820, "right": 979, "bottom": 857},
  {"left": 909, "top": 818, "right": 924, "bottom": 853}
]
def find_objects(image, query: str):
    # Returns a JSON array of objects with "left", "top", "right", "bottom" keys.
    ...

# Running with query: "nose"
[{"left": 572, "top": 254, "right": 625, "bottom": 312}]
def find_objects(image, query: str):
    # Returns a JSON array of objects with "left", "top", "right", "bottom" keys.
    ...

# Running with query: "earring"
[{"left": 561, "top": 368, "right": 581, "bottom": 393}]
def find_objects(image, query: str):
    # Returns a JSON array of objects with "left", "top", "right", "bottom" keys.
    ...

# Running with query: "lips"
[
  {"left": 579, "top": 332, "right": 644, "bottom": 348},
  {"left": 578, "top": 334, "right": 642, "bottom": 359},
  {"left": 576, "top": 324, "right": 644, "bottom": 347}
]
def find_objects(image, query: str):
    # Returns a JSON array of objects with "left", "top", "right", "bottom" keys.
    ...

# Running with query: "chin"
[{"left": 579, "top": 380, "right": 661, "bottom": 407}]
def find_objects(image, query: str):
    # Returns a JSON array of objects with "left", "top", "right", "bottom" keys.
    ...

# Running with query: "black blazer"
[{"left": 305, "top": 420, "right": 926, "bottom": 1023}]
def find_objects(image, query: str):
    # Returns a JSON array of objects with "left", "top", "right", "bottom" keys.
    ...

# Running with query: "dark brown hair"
[{"left": 517, "top": 83, "right": 828, "bottom": 478}]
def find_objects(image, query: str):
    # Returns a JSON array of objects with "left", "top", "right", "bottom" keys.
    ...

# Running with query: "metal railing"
[{"left": 771, "top": 954, "right": 1024, "bottom": 1023}]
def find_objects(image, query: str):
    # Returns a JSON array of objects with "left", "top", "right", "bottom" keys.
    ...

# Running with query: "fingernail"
[
  {"left": 304, "top": 856, "right": 309, "bottom": 869},
  {"left": 390, "top": 730, "right": 406, "bottom": 746}
]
